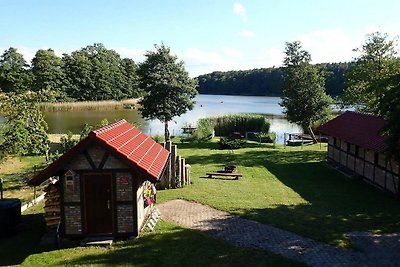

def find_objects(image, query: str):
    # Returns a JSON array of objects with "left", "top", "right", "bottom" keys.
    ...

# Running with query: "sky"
[{"left": 1, "top": 0, "right": 400, "bottom": 77}]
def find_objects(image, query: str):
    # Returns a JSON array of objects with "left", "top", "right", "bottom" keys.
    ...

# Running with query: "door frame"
[{"left": 82, "top": 172, "right": 114, "bottom": 236}]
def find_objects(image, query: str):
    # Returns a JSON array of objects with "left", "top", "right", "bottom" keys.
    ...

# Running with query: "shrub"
[
  {"left": 218, "top": 137, "right": 246, "bottom": 149},
  {"left": 194, "top": 118, "right": 214, "bottom": 141},
  {"left": 60, "top": 131, "right": 78, "bottom": 153},
  {"left": 210, "top": 114, "right": 270, "bottom": 136}
]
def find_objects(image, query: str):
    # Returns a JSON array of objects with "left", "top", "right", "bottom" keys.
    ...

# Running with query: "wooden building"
[
  {"left": 318, "top": 111, "right": 399, "bottom": 195},
  {"left": 29, "top": 120, "right": 170, "bottom": 238}
]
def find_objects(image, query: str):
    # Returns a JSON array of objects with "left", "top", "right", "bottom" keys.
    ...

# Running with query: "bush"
[
  {"left": 194, "top": 118, "right": 214, "bottom": 141},
  {"left": 218, "top": 137, "right": 246, "bottom": 149},
  {"left": 60, "top": 131, "right": 78, "bottom": 153},
  {"left": 209, "top": 114, "right": 270, "bottom": 137},
  {"left": 151, "top": 135, "right": 165, "bottom": 143}
]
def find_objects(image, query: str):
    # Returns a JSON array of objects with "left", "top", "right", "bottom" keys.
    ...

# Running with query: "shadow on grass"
[
  {"left": 60, "top": 223, "right": 302, "bottom": 267},
  {"left": 185, "top": 146, "right": 400, "bottom": 246},
  {"left": 0, "top": 212, "right": 56, "bottom": 266},
  {"left": 238, "top": 149, "right": 400, "bottom": 246}
]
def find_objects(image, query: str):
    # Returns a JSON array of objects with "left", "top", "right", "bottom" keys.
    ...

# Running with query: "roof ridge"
[
  {"left": 92, "top": 119, "right": 127, "bottom": 136},
  {"left": 345, "top": 110, "right": 382, "bottom": 119},
  {"left": 107, "top": 126, "right": 136, "bottom": 144}
]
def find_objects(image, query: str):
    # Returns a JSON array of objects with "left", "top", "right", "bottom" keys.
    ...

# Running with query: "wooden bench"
[{"left": 206, "top": 172, "right": 242, "bottom": 179}]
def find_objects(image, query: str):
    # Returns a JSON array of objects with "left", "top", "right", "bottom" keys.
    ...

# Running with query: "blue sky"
[{"left": 1, "top": 0, "right": 399, "bottom": 76}]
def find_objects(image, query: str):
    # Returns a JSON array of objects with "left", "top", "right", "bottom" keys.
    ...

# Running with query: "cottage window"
[
  {"left": 349, "top": 144, "right": 356, "bottom": 155},
  {"left": 357, "top": 147, "right": 364, "bottom": 158}
]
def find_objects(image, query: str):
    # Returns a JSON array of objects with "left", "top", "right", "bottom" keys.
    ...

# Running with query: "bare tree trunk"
[
  {"left": 308, "top": 125, "right": 318, "bottom": 144},
  {"left": 164, "top": 121, "right": 170, "bottom": 141}
]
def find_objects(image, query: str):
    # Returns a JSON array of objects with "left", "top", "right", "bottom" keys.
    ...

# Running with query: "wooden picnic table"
[{"left": 205, "top": 172, "right": 242, "bottom": 180}]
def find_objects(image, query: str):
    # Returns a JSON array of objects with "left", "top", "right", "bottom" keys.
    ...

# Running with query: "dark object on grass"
[{"left": 0, "top": 198, "right": 21, "bottom": 237}]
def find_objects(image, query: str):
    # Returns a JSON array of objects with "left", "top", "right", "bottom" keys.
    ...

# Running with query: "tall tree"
[
  {"left": 0, "top": 47, "right": 32, "bottom": 93},
  {"left": 378, "top": 73, "right": 400, "bottom": 162},
  {"left": 280, "top": 41, "right": 332, "bottom": 141},
  {"left": 0, "top": 90, "right": 54, "bottom": 157},
  {"left": 138, "top": 43, "right": 197, "bottom": 141},
  {"left": 63, "top": 43, "right": 141, "bottom": 101},
  {"left": 31, "top": 49, "right": 68, "bottom": 98},
  {"left": 343, "top": 32, "right": 400, "bottom": 113}
]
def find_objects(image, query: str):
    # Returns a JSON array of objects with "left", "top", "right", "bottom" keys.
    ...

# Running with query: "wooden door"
[{"left": 84, "top": 173, "right": 113, "bottom": 235}]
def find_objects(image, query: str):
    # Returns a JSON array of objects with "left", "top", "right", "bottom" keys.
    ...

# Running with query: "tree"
[
  {"left": 0, "top": 47, "right": 32, "bottom": 93},
  {"left": 62, "top": 43, "right": 141, "bottom": 101},
  {"left": 343, "top": 32, "right": 400, "bottom": 112},
  {"left": 138, "top": 44, "right": 198, "bottom": 141},
  {"left": 280, "top": 41, "right": 333, "bottom": 142},
  {"left": 0, "top": 91, "right": 52, "bottom": 157},
  {"left": 31, "top": 49, "right": 69, "bottom": 99}
]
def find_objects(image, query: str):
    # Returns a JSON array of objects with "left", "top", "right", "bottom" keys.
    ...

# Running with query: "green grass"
[
  {"left": 159, "top": 139, "right": 400, "bottom": 248},
  {"left": 0, "top": 155, "right": 47, "bottom": 202},
  {"left": 0, "top": 203, "right": 302, "bottom": 267}
]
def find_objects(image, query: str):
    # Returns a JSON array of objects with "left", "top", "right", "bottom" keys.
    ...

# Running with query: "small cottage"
[
  {"left": 29, "top": 119, "right": 170, "bottom": 238},
  {"left": 318, "top": 111, "right": 399, "bottom": 195}
]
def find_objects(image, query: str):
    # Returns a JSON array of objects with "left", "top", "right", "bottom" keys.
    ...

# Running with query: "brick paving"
[{"left": 157, "top": 199, "right": 400, "bottom": 267}]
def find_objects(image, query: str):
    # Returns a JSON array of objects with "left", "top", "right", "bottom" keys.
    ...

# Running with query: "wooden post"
[
  {"left": 165, "top": 141, "right": 172, "bottom": 188},
  {"left": 176, "top": 155, "right": 182, "bottom": 187},
  {"left": 185, "top": 164, "right": 191, "bottom": 185},
  {"left": 284, "top": 133, "right": 286, "bottom": 148},
  {"left": 171, "top": 145, "right": 177, "bottom": 188},
  {"left": 181, "top": 158, "right": 186, "bottom": 186}
]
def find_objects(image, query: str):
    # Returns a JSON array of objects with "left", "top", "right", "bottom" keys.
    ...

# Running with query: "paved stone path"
[{"left": 157, "top": 199, "right": 400, "bottom": 267}]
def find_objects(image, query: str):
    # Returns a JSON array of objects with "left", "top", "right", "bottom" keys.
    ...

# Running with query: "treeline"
[
  {"left": 0, "top": 43, "right": 142, "bottom": 101},
  {"left": 196, "top": 62, "right": 353, "bottom": 97}
]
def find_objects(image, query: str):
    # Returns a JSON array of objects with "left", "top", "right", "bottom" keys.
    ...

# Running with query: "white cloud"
[
  {"left": 180, "top": 48, "right": 248, "bottom": 77},
  {"left": 233, "top": 2, "right": 247, "bottom": 22},
  {"left": 239, "top": 30, "right": 255, "bottom": 38},
  {"left": 114, "top": 47, "right": 147, "bottom": 63},
  {"left": 222, "top": 47, "right": 242, "bottom": 58},
  {"left": 296, "top": 29, "right": 363, "bottom": 63}
]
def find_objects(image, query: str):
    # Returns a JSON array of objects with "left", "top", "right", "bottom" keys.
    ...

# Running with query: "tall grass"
[
  {"left": 200, "top": 114, "right": 270, "bottom": 137},
  {"left": 40, "top": 98, "right": 139, "bottom": 112}
]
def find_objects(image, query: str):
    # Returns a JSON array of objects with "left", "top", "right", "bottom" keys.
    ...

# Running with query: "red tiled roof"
[
  {"left": 317, "top": 111, "right": 387, "bottom": 152},
  {"left": 29, "top": 120, "right": 170, "bottom": 186},
  {"left": 92, "top": 120, "right": 170, "bottom": 179}
]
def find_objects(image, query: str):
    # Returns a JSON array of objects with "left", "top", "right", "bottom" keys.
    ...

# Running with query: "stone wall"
[
  {"left": 64, "top": 205, "right": 82, "bottom": 234},
  {"left": 116, "top": 173, "right": 133, "bottom": 201},
  {"left": 117, "top": 205, "right": 134, "bottom": 233}
]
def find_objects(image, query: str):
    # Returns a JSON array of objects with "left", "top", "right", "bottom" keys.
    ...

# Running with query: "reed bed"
[
  {"left": 199, "top": 114, "right": 271, "bottom": 137},
  {"left": 41, "top": 98, "right": 140, "bottom": 112}
]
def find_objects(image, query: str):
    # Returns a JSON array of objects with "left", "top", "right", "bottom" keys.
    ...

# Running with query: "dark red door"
[{"left": 84, "top": 173, "right": 113, "bottom": 235}]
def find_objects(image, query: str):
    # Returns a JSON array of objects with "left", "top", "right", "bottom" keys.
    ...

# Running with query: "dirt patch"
[
  {"left": 0, "top": 157, "right": 26, "bottom": 175},
  {"left": 48, "top": 134, "right": 79, "bottom": 144}
]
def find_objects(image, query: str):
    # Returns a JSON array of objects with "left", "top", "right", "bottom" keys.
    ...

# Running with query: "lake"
[{"left": 43, "top": 95, "right": 302, "bottom": 144}]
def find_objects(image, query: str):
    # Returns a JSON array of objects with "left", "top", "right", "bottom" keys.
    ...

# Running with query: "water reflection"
[{"left": 40, "top": 95, "right": 302, "bottom": 144}]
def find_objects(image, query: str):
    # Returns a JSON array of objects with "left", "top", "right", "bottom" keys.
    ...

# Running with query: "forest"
[
  {"left": 0, "top": 44, "right": 142, "bottom": 101},
  {"left": 0, "top": 43, "right": 354, "bottom": 101},
  {"left": 196, "top": 62, "right": 353, "bottom": 97}
]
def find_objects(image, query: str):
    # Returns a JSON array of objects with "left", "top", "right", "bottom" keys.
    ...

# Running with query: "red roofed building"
[
  {"left": 318, "top": 111, "right": 399, "bottom": 195},
  {"left": 29, "top": 120, "right": 170, "bottom": 238}
]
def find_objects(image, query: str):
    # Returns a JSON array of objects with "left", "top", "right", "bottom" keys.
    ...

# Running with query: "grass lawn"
[
  {"left": 2, "top": 137, "right": 399, "bottom": 266},
  {"left": 158, "top": 139, "right": 400, "bottom": 248},
  {"left": 0, "top": 203, "right": 302, "bottom": 267},
  {"left": 0, "top": 155, "right": 47, "bottom": 202}
]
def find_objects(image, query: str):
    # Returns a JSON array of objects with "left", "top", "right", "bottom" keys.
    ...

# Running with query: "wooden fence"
[{"left": 157, "top": 141, "right": 191, "bottom": 189}]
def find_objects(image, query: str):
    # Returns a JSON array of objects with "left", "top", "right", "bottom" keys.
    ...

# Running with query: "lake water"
[{"left": 42, "top": 95, "right": 302, "bottom": 144}]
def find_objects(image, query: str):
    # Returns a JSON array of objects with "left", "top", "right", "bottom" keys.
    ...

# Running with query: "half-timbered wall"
[
  {"left": 327, "top": 137, "right": 400, "bottom": 195},
  {"left": 61, "top": 143, "right": 140, "bottom": 237}
]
